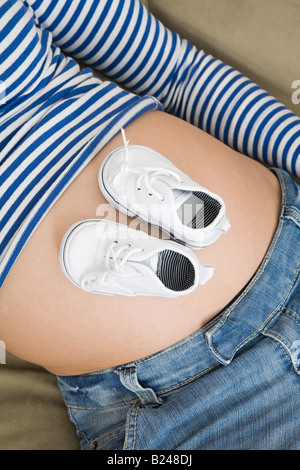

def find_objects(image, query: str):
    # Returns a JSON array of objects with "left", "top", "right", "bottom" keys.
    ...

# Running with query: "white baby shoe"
[
  {"left": 99, "top": 129, "right": 230, "bottom": 249},
  {"left": 59, "top": 219, "right": 213, "bottom": 297}
]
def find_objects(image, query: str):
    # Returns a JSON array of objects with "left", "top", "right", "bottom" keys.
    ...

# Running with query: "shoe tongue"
[
  {"left": 173, "top": 189, "right": 193, "bottom": 209},
  {"left": 145, "top": 252, "right": 159, "bottom": 273},
  {"left": 127, "top": 249, "right": 159, "bottom": 274}
]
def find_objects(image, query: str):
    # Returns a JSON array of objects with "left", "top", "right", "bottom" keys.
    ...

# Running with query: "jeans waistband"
[{"left": 59, "top": 168, "right": 300, "bottom": 407}]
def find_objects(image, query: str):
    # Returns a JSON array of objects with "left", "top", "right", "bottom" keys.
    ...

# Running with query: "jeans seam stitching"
[
  {"left": 96, "top": 434, "right": 124, "bottom": 450},
  {"left": 94, "top": 424, "right": 126, "bottom": 450},
  {"left": 123, "top": 412, "right": 129, "bottom": 450},
  {"left": 132, "top": 407, "right": 139, "bottom": 450},
  {"left": 97, "top": 424, "right": 126, "bottom": 440},
  {"left": 64, "top": 398, "right": 137, "bottom": 409},
  {"left": 228, "top": 262, "right": 300, "bottom": 359},
  {"left": 157, "top": 363, "right": 218, "bottom": 394},
  {"left": 263, "top": 331, "right": 294, "bottom": 367},
  {"left": 136, "top": 316, "right": 221, "bottom": 366},
  {"left": 284, "top": 308, "right": 300, "bottom": 321},
  {"left": 123, "top": 405, "right": 138, "bottom": 450},
  {"left": 281, "top": 311, "right": 300, "bottom": 328},
  {"left": 284, "top": 207, "right": 300, "bottom": 222}
]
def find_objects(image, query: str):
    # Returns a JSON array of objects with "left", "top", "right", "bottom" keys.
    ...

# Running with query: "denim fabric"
[{"left": 57, "top": 168, "right": 300, "bottom": 450}]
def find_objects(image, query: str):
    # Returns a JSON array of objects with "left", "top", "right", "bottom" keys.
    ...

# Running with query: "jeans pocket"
[
  {"left": 67, "top": 403, "right": 131, "bottom": 450},
  {"left": 90, "top": 423, "right": 126, "bottom": 451}
]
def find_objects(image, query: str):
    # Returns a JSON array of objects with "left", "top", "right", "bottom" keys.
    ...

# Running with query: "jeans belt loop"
[{"left": 116, "top": 363, "right": 162, "bottom": 407}]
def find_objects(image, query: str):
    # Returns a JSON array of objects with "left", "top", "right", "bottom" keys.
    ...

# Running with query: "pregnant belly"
[{"left": 0, "top": 111, "right": 281, "bottom": 375}]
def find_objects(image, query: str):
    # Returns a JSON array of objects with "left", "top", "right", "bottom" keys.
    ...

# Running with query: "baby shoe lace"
[
  {"left": 116, "top": 128, "right": 182, "bottom": 201},
  {"left": 80, "top": 240, "right": 144, "bottom": 291}
]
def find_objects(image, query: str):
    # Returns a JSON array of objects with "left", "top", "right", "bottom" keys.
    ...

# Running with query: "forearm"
[{"left": 24, "top": 0, "right": 300, "bottom": 176}]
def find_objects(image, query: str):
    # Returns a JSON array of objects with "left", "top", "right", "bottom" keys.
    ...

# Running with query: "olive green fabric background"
[
  {"left": 1, "top": 0, "right": 299, "bottom": 450},
  {"left": 147, "top": 0, "right": 300, "bottom": 116}
]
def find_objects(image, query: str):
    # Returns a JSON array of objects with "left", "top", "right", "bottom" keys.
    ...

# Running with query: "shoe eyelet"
[
  {"left": 160, "top": 195, "right": 165, "bottom": 202},
  {"left": 148, "top": 192, "right": 153, "bottom": 197},
  {"left": 136, "top": 186, "right": 142, "bottom": 191}
]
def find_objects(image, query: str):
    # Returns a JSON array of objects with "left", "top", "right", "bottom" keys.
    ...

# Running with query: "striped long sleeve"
[
  {"left": 25, "top": 0, "right": 300, "bottom": 177},
  {"left": 0, "top": 0, "right": 162, "bottom": 287}
]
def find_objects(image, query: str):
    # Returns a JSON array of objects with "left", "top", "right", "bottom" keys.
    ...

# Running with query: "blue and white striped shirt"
[{"left": 1, "top": 0, "right": 300, "bottom": 288}]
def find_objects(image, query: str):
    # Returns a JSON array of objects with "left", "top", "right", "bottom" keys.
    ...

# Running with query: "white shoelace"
[
  {"left": 117, "top": 128, "right": 182, "bottom": 201},
  {"left": 80, "top": 240, "right": 144, "bottom": 291}
]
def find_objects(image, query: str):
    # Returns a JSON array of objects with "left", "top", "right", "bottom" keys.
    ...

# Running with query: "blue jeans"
[{"left": 57, "top": 168, "right": 300, "bottom": 450}]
